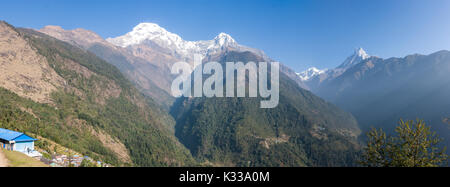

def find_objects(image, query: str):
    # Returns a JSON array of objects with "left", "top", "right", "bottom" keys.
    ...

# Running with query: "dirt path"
[{"left": 0, "top": 149, "right": 9, "bottom": 167}]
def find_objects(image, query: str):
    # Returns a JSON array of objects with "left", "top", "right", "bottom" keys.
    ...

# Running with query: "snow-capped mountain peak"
[
  {"left": 356, "top": 47, "right": 370, "bottom": 59},
  {"left": 214, "top": 32, "right": 236, "bottom": 46},
  {"left": 106, "top": 23, "right": 250, "bottom": 61},
  {"left": 106, "top": 22, "right": 184, "bottom": 48},
  {"left": 297, "top": 67, "right": 327, "bottom": 81},
  {"left": 133, "top": 22, "right": 164, "bottom": 32},
  {"left": 337, "top": 47, "right": 371, "bottom": 69},
  {"left": 297, "top": 48, "right": 371, "bottom": 82}
]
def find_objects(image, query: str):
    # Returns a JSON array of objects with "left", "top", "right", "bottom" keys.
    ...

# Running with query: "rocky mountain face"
[
  {"left": 0, "top": 21, "right": 194, "bottom": 166},
  {"left": 301, "top": 48, "right": 450, "bottom": 148},
  {"left": 0, "top": 23, "right": 65, "bottom": 104}
]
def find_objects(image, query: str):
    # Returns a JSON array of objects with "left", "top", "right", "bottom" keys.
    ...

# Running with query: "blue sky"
[{"left": 2, "top": 0, "right": 450, "bottom": 71}]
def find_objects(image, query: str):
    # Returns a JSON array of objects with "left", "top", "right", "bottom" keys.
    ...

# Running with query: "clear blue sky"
[{"left": 2, "top": 0, "right": 450, "bottom": 71}]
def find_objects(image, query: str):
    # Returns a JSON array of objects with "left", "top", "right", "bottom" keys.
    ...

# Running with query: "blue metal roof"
[
  {"left": 0, "top": 128, "right": 37, "bottom": 142},
  {"left": 14, "top": 134, "right": 38, "bottom": 142}
]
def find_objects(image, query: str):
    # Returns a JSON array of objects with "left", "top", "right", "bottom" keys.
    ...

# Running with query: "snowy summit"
[
  {"left": 297, "top": 67, "right": 327, "bottom": 81},
  {"left": 106, "top": 22, "right": 241, "bottom": 60},
  {"left": 337, "top": 47, "right": 371, "bottom": 69},
  {"left": 297, "top": 48, "right": 371, "bottom": 82}
]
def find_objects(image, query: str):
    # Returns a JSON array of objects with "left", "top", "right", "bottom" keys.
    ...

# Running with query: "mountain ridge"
[
  {"left": 298, "top": 48, "right": 372, "bottom": 83},
  {"left": 301, "top": 48, "right": 450, "bottom": 150},
  {"left": 40, "top": 23, "right": 308, "bottom": 108}
]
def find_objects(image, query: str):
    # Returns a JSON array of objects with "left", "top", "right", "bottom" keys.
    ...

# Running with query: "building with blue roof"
[{"left": 0, "top": 128, "right": 38, "bottom": 153}]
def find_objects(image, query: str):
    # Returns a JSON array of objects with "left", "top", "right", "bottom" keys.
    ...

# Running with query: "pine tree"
[{"left": 360, "top": 119, "right": 448, "bottom": 167}]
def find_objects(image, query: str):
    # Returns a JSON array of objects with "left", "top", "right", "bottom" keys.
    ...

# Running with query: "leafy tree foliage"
[{"left": 360, "top": 119, "right": 448, "bottom": 167}]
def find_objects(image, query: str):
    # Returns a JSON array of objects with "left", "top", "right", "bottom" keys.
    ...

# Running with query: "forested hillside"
[
  {"left": 0, "top": 21, "right": 194, "bottom": 166},
  {"left": 171, "top": 51, "right": 362, "bottom": 166}
]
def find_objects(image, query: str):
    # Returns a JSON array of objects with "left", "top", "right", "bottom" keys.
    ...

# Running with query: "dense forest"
[{"left": 171, "top": 51, "right": 362, "bottom": 166}]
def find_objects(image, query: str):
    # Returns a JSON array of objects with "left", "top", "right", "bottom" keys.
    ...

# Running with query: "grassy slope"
[{"left": 1, "top": 148, "right": 48, "bottom": 167}]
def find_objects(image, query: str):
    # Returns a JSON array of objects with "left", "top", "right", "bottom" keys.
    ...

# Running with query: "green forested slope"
[
  {"left": 171, "top": 51, "right": 361, "bottom": 166},
  {"left": 0, "top": 24, "right": 194, "bottom": 166}
]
